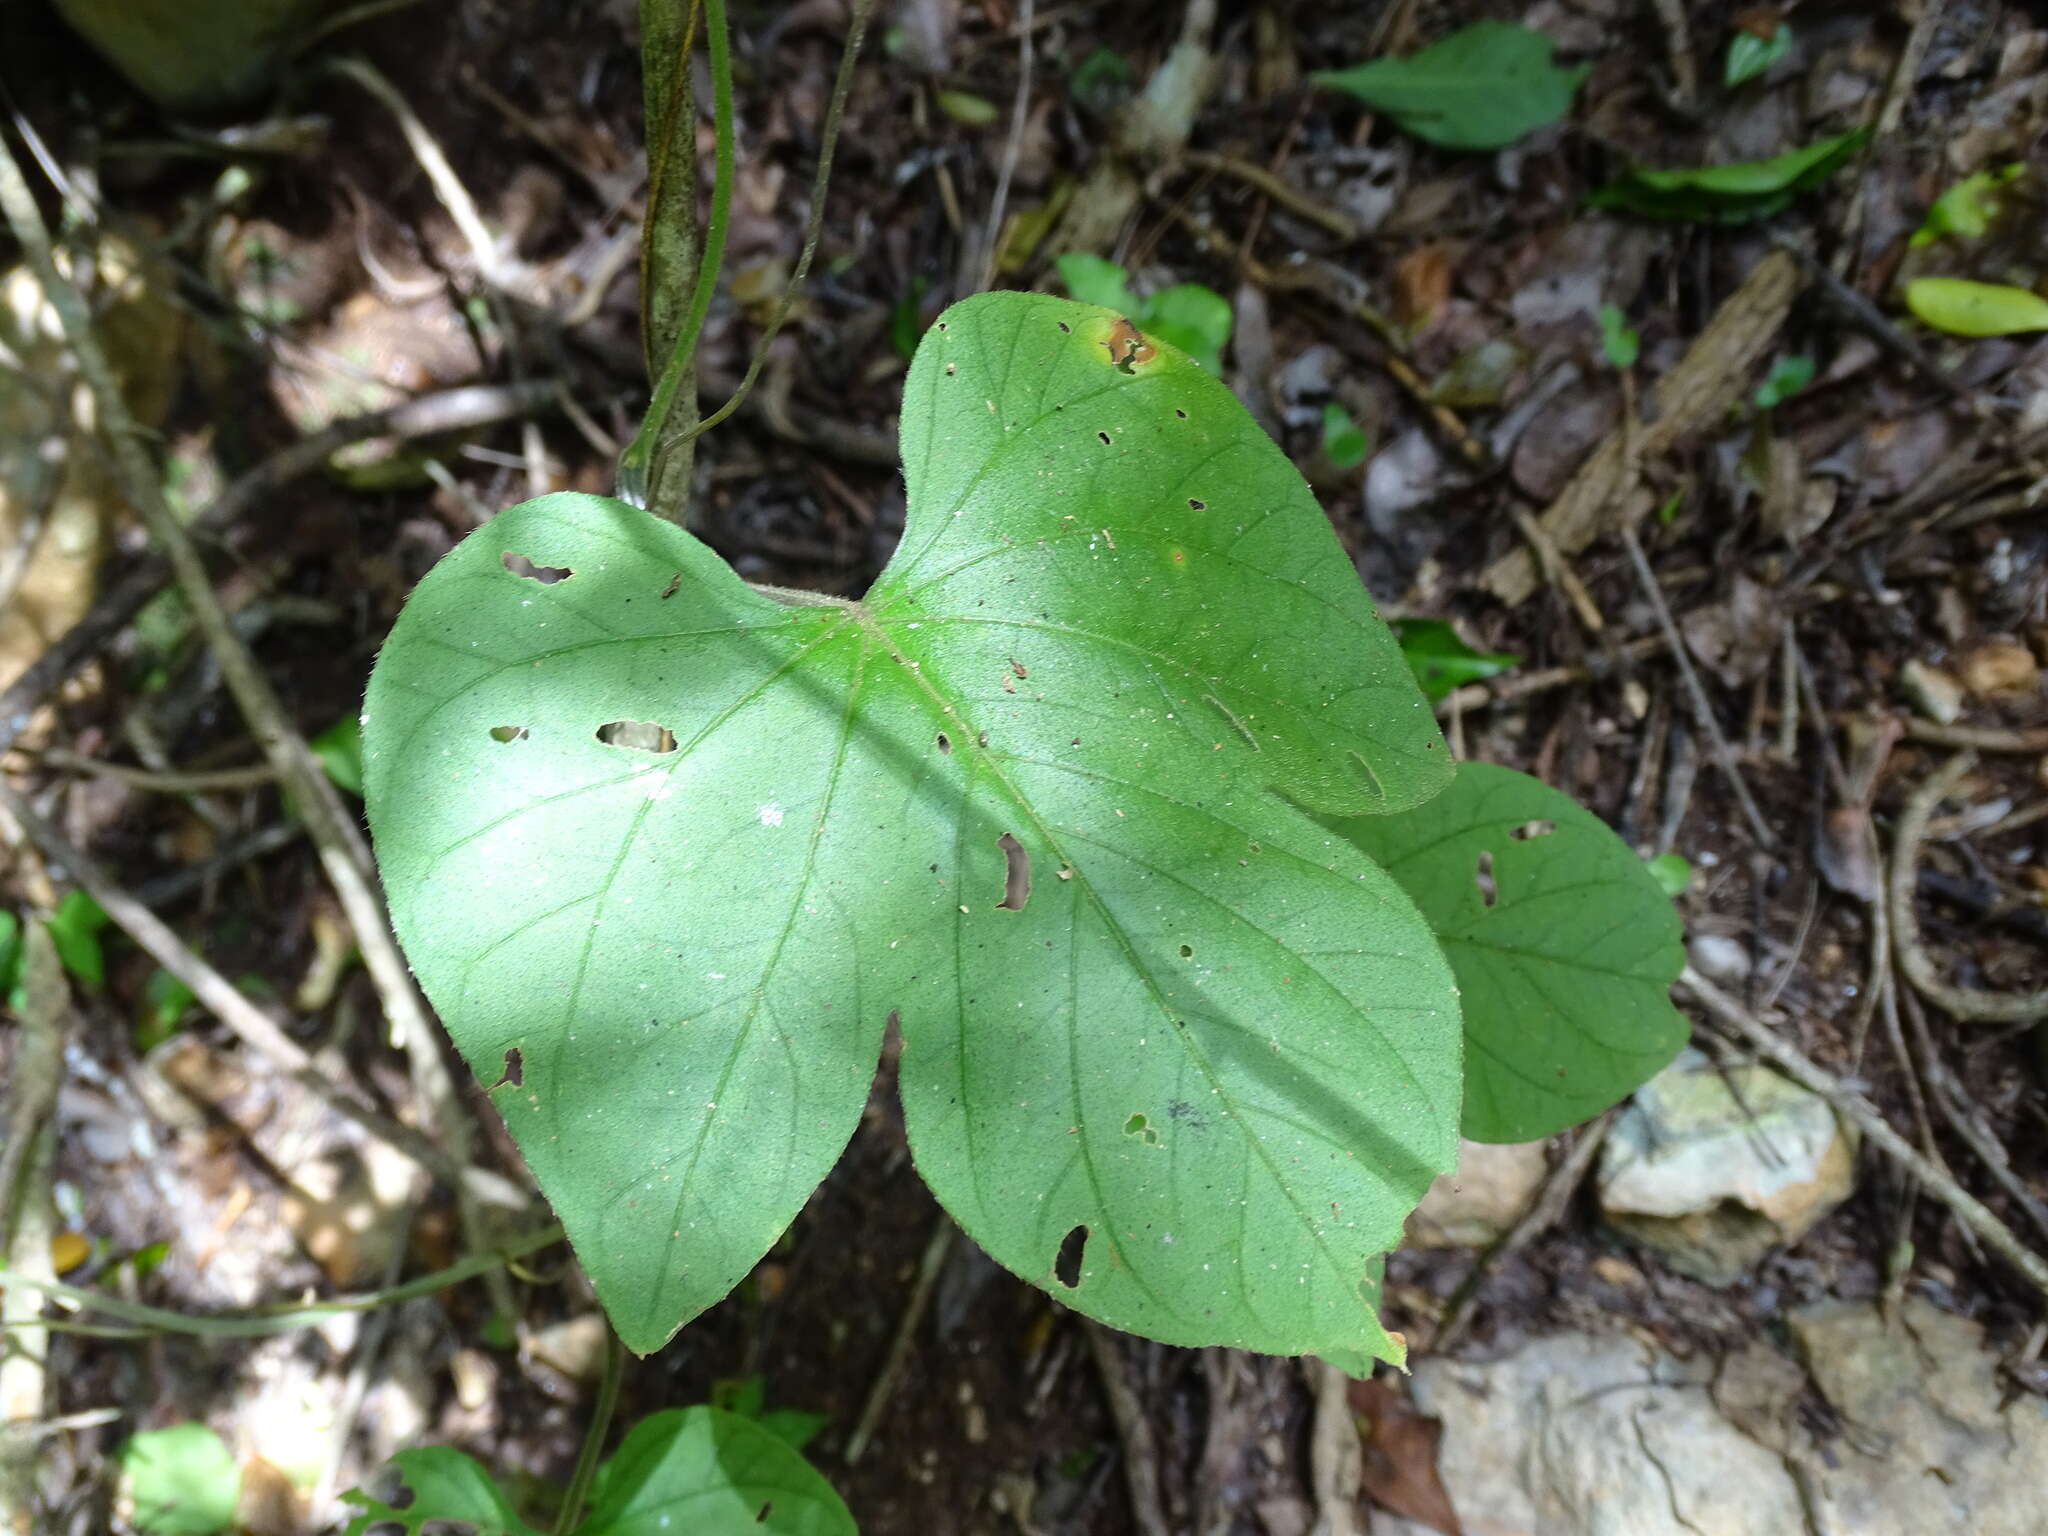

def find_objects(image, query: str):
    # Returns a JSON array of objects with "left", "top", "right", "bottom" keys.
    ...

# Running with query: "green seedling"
[{"left": 364, "top": 293, "right": 1685, "bottom": 1371}]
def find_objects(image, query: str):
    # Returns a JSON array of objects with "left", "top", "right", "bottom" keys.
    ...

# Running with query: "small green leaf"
[
  {"left": 1139, "top": 283, "right": 1232, "bottom": 372},
  {"left": 757, "top": 1408, "right": 830, "bottom": 1454},
  {"left": 1390, "top": 619, "right": 1518, "bottom": 702},
  {"left": 580, "top": 1408, "right": 854, "bottom": 1535},
  {"left": 1723, "top": 21, "right": 1791, "bottom": 87},
  {"left": 1597, "top": 303, "right": 1639, "bottom": 369},
  {"left": 1904, "top": 276, "right": 2048, "bottom": 338},
  {"left": 710, "top": 1375, "right": 766, "bottom": 1419},
  {"left": 138, "top": 967, "right": 199, "bottom": 1051},
  {"left": 1335, "top": 763, "right": 1688, "bottom": 1143},
  {"left": 1314, "top": 21, "right": 1587, "bottom": 152},
  {"left": 1646, "top": 851, "right": 1692, "bottom": 898},
  {"left": 1911, "top": 164, "right": 2025, "bottom": 247},
  {"left": 118, "top": 1424, "right": 241, "bottom": 1536},
  {"left": 1321, "top": 402, "right": 1371, "bottom": 469},
  {"left": 1054, "top": 252, "right": 1138, "bottom": 315},
  {"left": 1656, "top": 489, "right": 1685, "bottom": 526},
  {"left": 1054, "top": 258, "right": 1232, "bottom": 371},
  {"left": 341, "top": 1446, "right": 540, "bottom": 1536},
  {"left": 1589, "top": 130, "right": 1866, "bottom": 223},
  {"left": 47, "top": 889, "right": 109, "bottom": 990},
  {"left": 310, "top": 715, "right": 364, "bottom": 797},
  {"left": 935, "top": 89, "right": 1000, "bottom": 127},
  {"left": 1070, "top": 47, "right": 1133, "bottom": 114},
  {"left": 366, "top": 294, "right": 1460, "bottom": 1365},
  {"left": 0, "top": 910, "right": 20, "bottom": 997},
  {"left": 1753, "top": 353, "right": 1815, "bottom": 410},
  {"left": 890, "top": 276, "right": 931, "bottom": 361}
]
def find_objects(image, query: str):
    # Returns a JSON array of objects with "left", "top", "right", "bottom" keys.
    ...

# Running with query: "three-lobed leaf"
[
  {"left": 1314, "top": 21, "right": 1586, "bottom": 152},
  {"left": 1335, "top": 763, "right": 1686, "bottom": 1143},
  {"left": 365, "top": 292, "right": 1462, "bottom": 1365}
]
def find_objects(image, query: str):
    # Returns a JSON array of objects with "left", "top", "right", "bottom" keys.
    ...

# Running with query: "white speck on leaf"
[{"left": 758, "top": 802, "right": 785, "bottom": 827}]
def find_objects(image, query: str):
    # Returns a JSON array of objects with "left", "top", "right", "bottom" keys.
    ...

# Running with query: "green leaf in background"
[
  {"left": 1069, "top": 46, "right": 1133, "bottom": 115},
  {"left": 1138, "top": 283, "right": 1233, "bottom": 373},
  {"left": 757, "top": 1408, "right": 830, "bottom": 1454},
  {"left": 1588, "top": 129, "right": 1866, "bottom": 223},
  {"left": 118, "top": 1423, "right": 241, "bottom": 1536},
  {"left": 310, "top": 713, "right": 364, "bottom": 797},
  {"left": 709, "top": 1378, "right": 829, "bottom": 1453},
  {"left": 1321, "top": 402, "right": 1370, "bottom": 468},
  {"left": 1597, "top": 303, "right": 1639, "bottom": 368},
  {"left": 1335, "top": 763, "right": 1688, "bottom": 1143},
  {"left": 0, "top": 910, "right": 20, "bottom": 999},
  {"left": 889, "top": 276, "right": 931, "bottom": 361},
  {"left": 581, "top": 1407, "right": 854, "bottom": 1535},
  {"left": 1314, "top": 21, "right": 1587, "bottom": 152},
  {"left": 1390, "top": 618, "right": 1519, "bottom": 702},
  {"left": 1053, "top": 256, "right": 1232, "bottom": 371},
  {"left": 138, "top": 966, "right": 199, "bottom": 1051},
  {"left": 935, "top": 89, "right": 1000, "bottom": 127},
  {"left": 365, "top": 293, "right": 1459, "bottom": 1365},
  {"left": 47, "top": 889, "right": 109, "bottom": 990},
  {"left": 1753, "top": 353, "right": 1815, "bottom": 410},
  {"left": 1054, "top": 251, "right": 1137, "bottom": 315},
  {"left": 1905, "top": 276, "right": 2048, "bottom": 337},
  {"left": 1646, "top": 851, "right": 1692, "bottom": 898},
  {"left": 1723, "top": 20, "right": 1791, "bottom": 87},
  {"left": 340, "top": 1446, "right": 540, "bottom": 1536},
  {"left": 1911, "top": 164, "right": 2025, "bottom": 247}
]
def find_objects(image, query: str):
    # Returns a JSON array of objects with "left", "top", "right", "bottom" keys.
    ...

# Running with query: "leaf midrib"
[{"left": 848, "top": 601, "right": 1424, "bottom": 1349}]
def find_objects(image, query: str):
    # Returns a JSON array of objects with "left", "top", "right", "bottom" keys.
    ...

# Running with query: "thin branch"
[
  {"left": 1889, "top": 752, "right": 2048, "bottom": 1022},
  {"left": 974, "top": 0, "right": 1035, "bottom": 293},
  {"left": 845, "top": 1213, "right": 953, "bottom": 1465},
  {"left": 1620, "top": 524, "right": 1776, "bottom": 849},
  {"left": 685, "top": 0, "right": 878, "bottom": 448},
  {"left": 0, "top": 1224, "right": 563, "bottom": 1340},
  {"left": 553, "top": 1329, "right": 626, "bottom": 1536},
  {"left": 1678, "top": 967, "right": 2048, "bottom": 1301},
  {"left": 0, "top": 379, "right": 554, "bottom": 762},
  {"left": 0, "top": 777, "right": 525, "bottom": 1212}
]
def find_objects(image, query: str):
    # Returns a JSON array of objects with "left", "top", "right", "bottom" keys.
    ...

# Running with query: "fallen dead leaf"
[
  {"left": 1959, "top": 639, "right": 2039, "bottom": 697},
  {"left": 1348, "top": 1376, "right": 1463, "bottom": 1536}
]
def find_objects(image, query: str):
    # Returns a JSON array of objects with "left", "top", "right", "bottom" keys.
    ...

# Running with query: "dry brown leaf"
[{"left": 1348, "top": 1376, "right": 1464, "bottom": 1536}]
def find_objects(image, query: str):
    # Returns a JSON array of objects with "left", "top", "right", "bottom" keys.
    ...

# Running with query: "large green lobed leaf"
[
  {"left": 1336, "top": 763, "right": 1686, "bottom": 1143},
  {"left": 365, "top": 292, "right": 1461, "bottom": 1363}
]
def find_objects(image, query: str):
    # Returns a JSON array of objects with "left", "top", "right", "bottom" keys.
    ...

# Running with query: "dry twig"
[
  {"left": 1083, "top": 1321, "right": 1172, "bottom": 1536},
  {"left": 844, "top": 1213, "right": 954, "bottom": 1465},
  {"left": 1888, "top": 753, "right": 2048, "bottom": 1023},
  {"left": 1679, "top": 967, "right": 2048, "bottom": 1301},
  {"left": 1619, "top": 526, "right": 1775, "bottom": 849}
]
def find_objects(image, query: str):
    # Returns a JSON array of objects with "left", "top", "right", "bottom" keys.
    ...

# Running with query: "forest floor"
[{"left": 3, "top": 1, "right": 2048, "bottom": 1532}]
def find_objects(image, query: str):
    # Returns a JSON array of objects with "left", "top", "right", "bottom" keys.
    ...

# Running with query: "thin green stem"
[
  {"left": 0, "top": 1224, "right": 562, "bottom": 1339},
  {"left": 619, "top": 0, "right": 735, "bottom": 518},
  {"left": 553, "top": 1328, "right": 626, "bottom": 1534},
  {"left": 683, "top": 0, "right": 877, "bottom": 447}
]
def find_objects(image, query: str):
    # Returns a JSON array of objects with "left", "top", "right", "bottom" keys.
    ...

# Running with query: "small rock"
[
  {"left": 278, "top": 1140, "right": 416, "bottom": 1289},
  {"left": 1597, "top": 1048, "right": 1857, "bottom": 1284},
  {"left": 1686, "top": 933, "right": 1753, "bottom": 985},
  {"left": 530, "top": 1312, "right": 611, "bottom": 1384},
  {"left": 1405, "top": 1137, "right": 1549, "bottom": 1248},
  {"left": 1958, "top": 638, "right": 2039, "bottom": 697},
  {"left": 1788, "top": 1297, "right": 2048, "bottom": 1534},
  {"left": 1411, "top": 1332, "right": 1807, "bottom": 1535},
  {"left": 1592, "top": 1255, "right": 1643, "bottom": 1287},
  {"left": 1900, "top": 658, "right": 1966, "bottom": 723}
]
